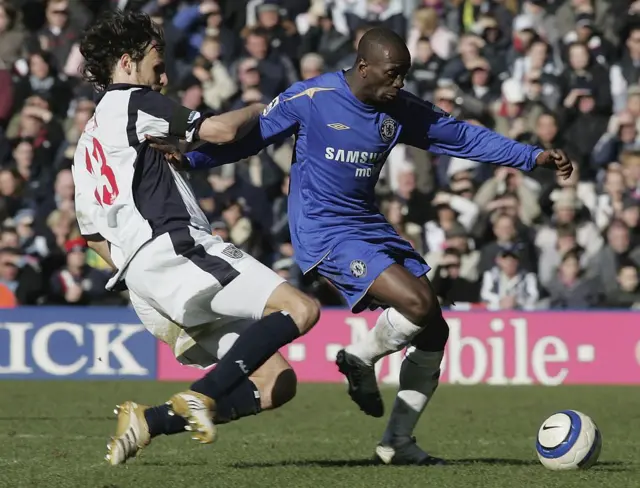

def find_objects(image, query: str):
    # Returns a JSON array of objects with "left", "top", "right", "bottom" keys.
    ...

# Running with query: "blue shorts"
[{"left": 314, "top": 236, "right": 430, "bottom": 313}]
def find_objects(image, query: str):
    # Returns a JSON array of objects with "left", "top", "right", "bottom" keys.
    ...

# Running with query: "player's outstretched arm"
[
  {"left": 399, "top": 97, "right": 573, "bottom": 179},
  {"left": 197, "top": 102, "right": 266, "bottom": 144},
  {"left": 146, "top": 124, "right": 291, "bottom": 170}
]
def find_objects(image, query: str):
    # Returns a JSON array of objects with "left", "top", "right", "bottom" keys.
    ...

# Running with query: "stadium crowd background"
[{"left": 0, "top": 0, "right": 640, "bottom": 310}]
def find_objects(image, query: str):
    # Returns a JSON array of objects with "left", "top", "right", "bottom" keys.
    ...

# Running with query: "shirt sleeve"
[
  {"left": 185, "top": 82, "right": 308, "bottom": 169},
  {"left": 258, "top": 82, "right": 308, "bottom": 139},
  {"left": 397, "top": 94, "right": 542, "bottom": 172},
  {"left": 128, "top": 88, "right": 202, "bottom": 144}
]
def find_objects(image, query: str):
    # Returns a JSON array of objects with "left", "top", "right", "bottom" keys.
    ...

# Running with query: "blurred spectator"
[
  {"left": 621, "top": 150, "right": 640, "bottom": 195},
  {"left": 12, "top": 51, "right": 72, "bottom": 118},
  {"left": 0, "top": 245, "right": 42, "bottom": 305},
  {"left": 173, "top": 0, "right": 240, "bottom": 65},
  {"left": 192, "top": 36, "right": 237, "bottom": 111},
  {"left": 48, "top": 237, "right": 108, "bottom": 305},
  {"left": 0, "top": 1, "right": 26, "bottom": 67},
  {"left": 587, "top": 219, "right": 640, "bottom": 297},
  {"left": 431, "top": 247, "right": 480, "bottom": 303},
  {"left": 477, "top": 212, "right": 537, "bottom": 273},
  {"left": 592, "top": 110, "right": 640, "bottom": 171},
  {"left": 252, "top": 0, "right": 300, "bottom": 64},
  {"left": 539, "top": 164, "right": 597, "bottom": 225},
  {"left": 426, "top": 222, "right": 481, "bottom": 283},
  {"left": 594, "top": 167, "right": 628, "bottom": 230},
  {"left": 0, "top": 168, "right": 25, "bottom": 218},
  {"left": 555, "top": 0, "right": 617, "bottom": 48},
  {"left": 546, "top": 249, "right": 599, "bottom": 309},
  {"left": 536, "top": 188, "right": 603, "bottom": 261},
  {"left": 474, "top": 167, "right": 541, "bottom": 226},
  {"left": 238, "top": 26, "right": 297, "bottom": 98},
  {"left": 603, "top": 260, "right": 640, "bottom": 309},
  {"left": 537, "top": 223, "right": 588, "bottom": 289},
  {"left": 480, "top": 244, "right": 539, "bottom": 310},
  {"left": 405, "top": 37, "right": 445, "bottom": 100},
  {"left": 407, "top": 7, "right": 456, "bottom": 61},
  {"left": 298, "top": 1, "right": 351, "bottom": 69},
  {"left": 610, "top": 28, "right": 640, "bottom": 113},
  {"left": 32, "top": 0, "right": 81, "bottom": 72},
  {"left": 343, "top": 0, "right": 407, "bottom": 38},
  {"left": 561, "top": 12, "right": 615, "bottom": 68},
  {"left": 382, "top": 196, "right": 423, "bottom": 251},
  {"left": 300, "top": 52, "right": 325, "bottom": 80}
]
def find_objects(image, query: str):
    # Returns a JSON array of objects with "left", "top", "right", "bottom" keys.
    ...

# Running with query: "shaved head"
[
  {"left": 357, "top": 27, "right": 410, "bottom": 65},
  {"left": 346, "top": 27, "right": 411, "bottom": 105}
]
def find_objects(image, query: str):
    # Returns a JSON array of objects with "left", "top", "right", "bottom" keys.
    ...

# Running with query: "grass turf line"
[{"left": 0, "top": 382, "right": 637, "bottom": 488}]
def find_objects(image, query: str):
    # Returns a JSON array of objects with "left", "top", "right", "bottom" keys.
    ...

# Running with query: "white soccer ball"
[{"left": 536, "top": 410, "right": 602, "bottom": 471}]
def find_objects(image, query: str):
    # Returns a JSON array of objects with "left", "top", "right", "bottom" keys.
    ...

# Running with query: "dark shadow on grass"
[
  {"left": 232, "top": 458, "right": 627, "bottom": 469},
  {"left": 232, "top": 459, "right": 380, "bottom": 468},
  {"left": 141, "top": 460, "right": 209, "bottom": 467}
]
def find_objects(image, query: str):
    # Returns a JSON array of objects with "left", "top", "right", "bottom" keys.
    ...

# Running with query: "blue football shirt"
[{"left": 187, "top": 71, "right": 542, "bottom": 273}]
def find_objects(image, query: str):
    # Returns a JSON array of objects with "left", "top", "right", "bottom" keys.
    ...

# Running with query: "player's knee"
[
  {"left": 286, "top": 294, "right": 320, "bottom": 336},
  {"left": 258, "top": 367, "right": 298, "bottom": 410},
  {"left": 401, "top": 286, "right": 437, "bottom": 325},
  {"left": 411, "top": 313, "right": 449, "bottom": 351}
]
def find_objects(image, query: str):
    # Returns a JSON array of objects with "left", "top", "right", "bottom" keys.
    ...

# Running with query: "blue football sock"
[{"left": 191, "top": 312, "right": 299, "bottom": 401}]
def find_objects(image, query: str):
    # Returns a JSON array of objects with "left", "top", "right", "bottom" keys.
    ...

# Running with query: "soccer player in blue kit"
[{"left": 150, "top": 27, "right": 572, "bottom": 465}]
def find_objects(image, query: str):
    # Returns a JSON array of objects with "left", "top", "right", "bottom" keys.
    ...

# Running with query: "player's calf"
[{"left": 170, "top": 285, "right": 318, "bottom": 443}]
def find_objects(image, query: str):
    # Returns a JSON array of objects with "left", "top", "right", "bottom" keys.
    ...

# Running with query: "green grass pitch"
[{"left": 0, "top": 382, "right": 638, "bottom": 488}]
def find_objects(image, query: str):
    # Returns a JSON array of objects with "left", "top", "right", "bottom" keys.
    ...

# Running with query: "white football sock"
[
  {"left": 381, "top": 348, "right": 444, "bottom": 446},
  {"left": 345, "top": 308, "right": 422, "bottom": 365}
]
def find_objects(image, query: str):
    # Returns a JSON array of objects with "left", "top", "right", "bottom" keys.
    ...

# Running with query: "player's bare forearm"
[
  {"left": 147, "top": 124, "right": 285, "bottom": 170},
  {"left": 198, "top": 103, "right": 266, "bottom": 144},
  {"left": 86, "top": 238, "right": 116, "bottom": 270}
]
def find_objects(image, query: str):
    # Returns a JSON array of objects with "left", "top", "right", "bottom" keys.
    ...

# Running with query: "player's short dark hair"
[
  {"left": 80, "top": 10, "right": 164, "bottom": 91},
  {"left": 356, "top": 27, "right": 408, "bottom": 63}
]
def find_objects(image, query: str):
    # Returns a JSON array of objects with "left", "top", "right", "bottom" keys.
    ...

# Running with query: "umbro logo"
[{"left": 327, "top": 123, "right": 350, "bottom": 130}]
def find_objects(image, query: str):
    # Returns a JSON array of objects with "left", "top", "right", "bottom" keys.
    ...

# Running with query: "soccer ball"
[{"left": 535, "top": 410, "right": 602, "bottom": 470}]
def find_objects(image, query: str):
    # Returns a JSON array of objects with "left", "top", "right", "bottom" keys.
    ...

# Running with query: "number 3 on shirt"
[{"left": 84, "top": 137, "right": 119, "bottom": 206}]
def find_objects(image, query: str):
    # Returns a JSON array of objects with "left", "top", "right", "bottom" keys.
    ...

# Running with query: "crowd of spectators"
[{"left": 1, "top": 0, "right": 640, "bottom": 310}]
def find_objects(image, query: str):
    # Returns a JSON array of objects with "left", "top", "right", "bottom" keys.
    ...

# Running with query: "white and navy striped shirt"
[{"left": 72, "top": 84, "right": 211, "bottom": 286}]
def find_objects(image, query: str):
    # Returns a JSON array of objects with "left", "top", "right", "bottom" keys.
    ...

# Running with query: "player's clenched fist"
[{"left": 535, "top": 149, "right": 573, "bottom": 180}]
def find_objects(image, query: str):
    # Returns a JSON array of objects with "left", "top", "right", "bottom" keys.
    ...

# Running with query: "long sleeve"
[
  {"left": 397, "top": 93, "right": 543, "bottom": 171},
  {"left": 185, "top": 125, "right": 275, "bottom": 170},
  {"left": 186, "top": 82, "right": 309, "bottom": 169}
]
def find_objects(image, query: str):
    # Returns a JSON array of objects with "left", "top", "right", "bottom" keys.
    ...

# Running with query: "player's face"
[
  {"left": 363, "top": 51, "right": 410, "bottom": 103},
  {"left": 136, "top": 45, "right": 167, "bottom": 92}
]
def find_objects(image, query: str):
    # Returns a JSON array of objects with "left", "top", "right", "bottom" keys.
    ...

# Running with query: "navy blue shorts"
[{"left": 314, "top": 236, "right": 430, "bottom": 313}]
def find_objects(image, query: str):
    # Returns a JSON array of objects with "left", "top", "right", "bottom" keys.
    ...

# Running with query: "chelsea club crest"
[
  {"left": 380, "top": 117, "right": 398, "bottom": 143},
  {"left": 350, "top": 260, "right": 367, "bottom": 278}
]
